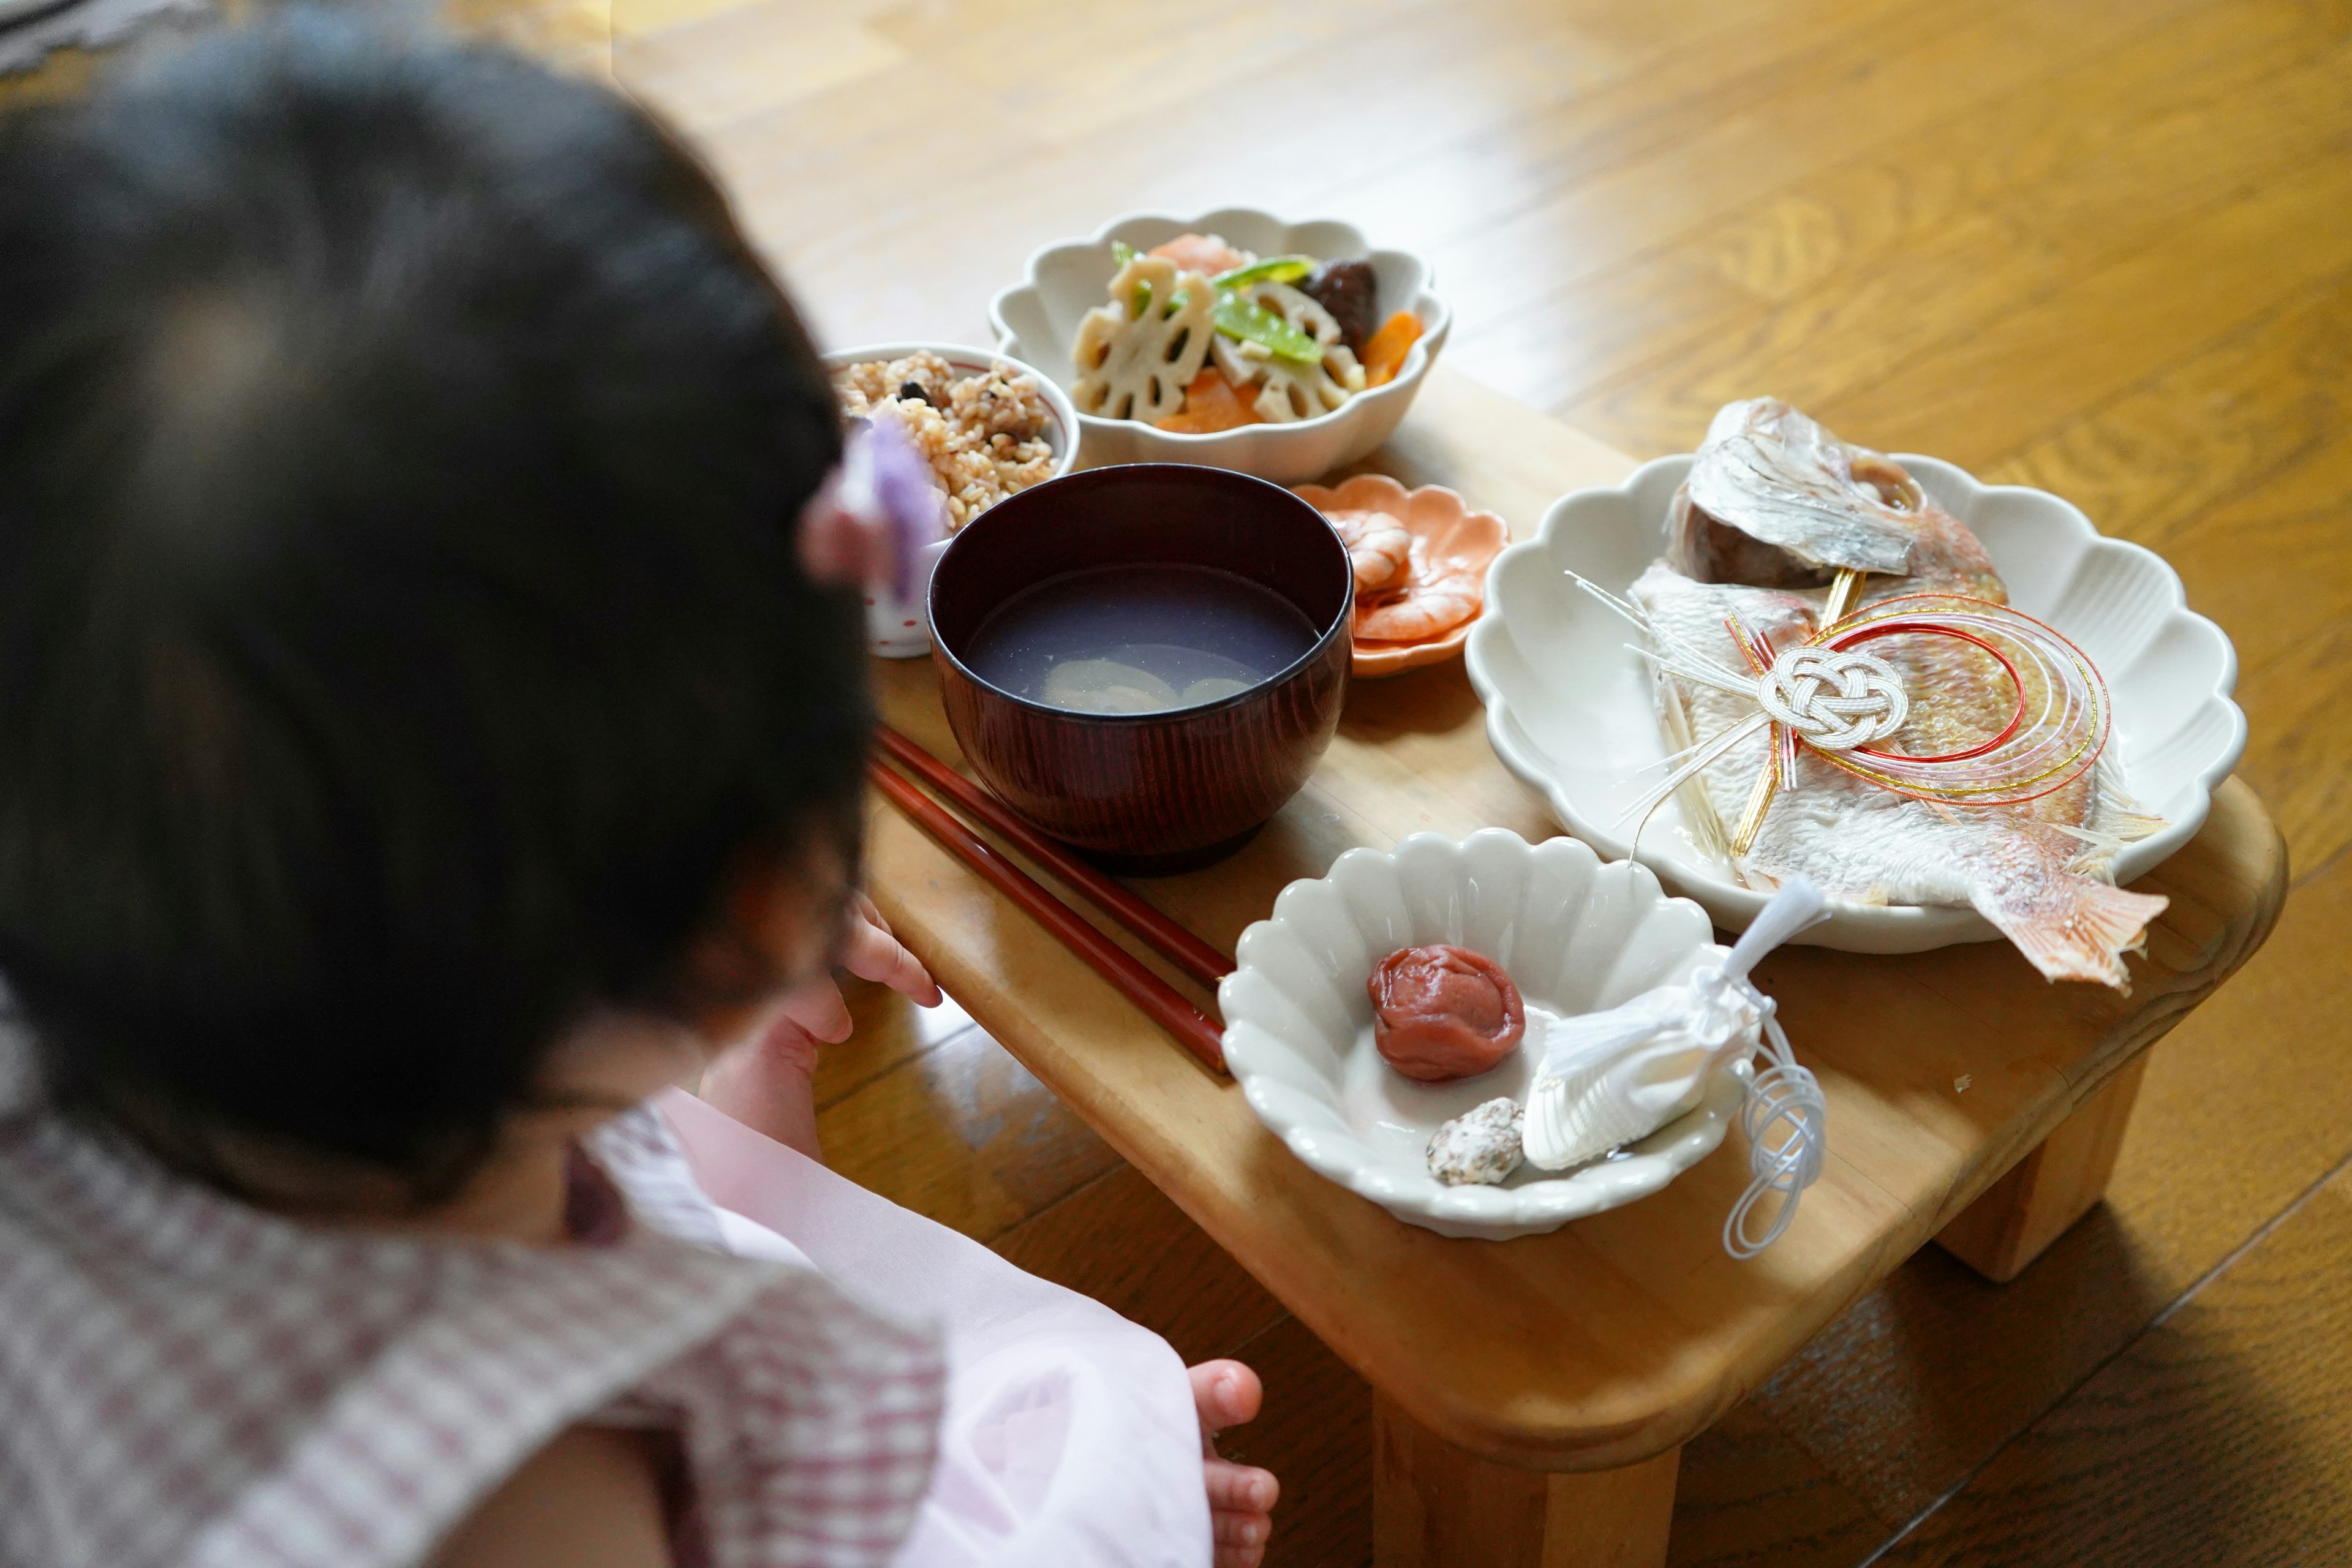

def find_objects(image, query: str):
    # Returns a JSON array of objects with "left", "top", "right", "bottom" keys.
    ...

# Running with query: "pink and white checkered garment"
[{"left": 0, "top": 1093, "right": 946, "bottom": 1568}]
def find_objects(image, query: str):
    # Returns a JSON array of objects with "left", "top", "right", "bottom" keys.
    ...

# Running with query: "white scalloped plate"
[
  {"left": 988, "top": 207, "right": 1452, "bottom": 486},
  {"left": 1220, "top": 829, "right": 1744, "bottom": 1239},
  {"left": 1464, "top": 456, "right": 2247, "bottom": 952}
]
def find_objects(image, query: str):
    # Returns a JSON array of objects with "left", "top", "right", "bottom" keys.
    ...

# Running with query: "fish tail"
[{"left": 1995, "top": 878, "right": 2169, "bottom": 989}]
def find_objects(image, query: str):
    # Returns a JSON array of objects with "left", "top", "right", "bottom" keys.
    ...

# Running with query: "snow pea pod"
[
  {"left": 1213, "top": 290, "right": 1322, "bottom": 364},
  {"left": 1209, "top": 254, "right": 1315, "bottom": 288}
]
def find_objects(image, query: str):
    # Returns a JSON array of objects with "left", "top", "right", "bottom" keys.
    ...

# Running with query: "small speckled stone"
[{"left": 1426, "top": 1097, "right": 1524, "bottom": 1186}]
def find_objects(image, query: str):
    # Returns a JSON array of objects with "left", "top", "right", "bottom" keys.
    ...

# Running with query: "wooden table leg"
[
  {"left": 1935, "top": 1053, "right": 2150, "bottom": 1283},
  {"left": 1373, "top": 1393, "right": 1678, "bottom": 1568}
]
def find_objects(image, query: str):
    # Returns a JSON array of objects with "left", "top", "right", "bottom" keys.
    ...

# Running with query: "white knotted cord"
[
  {"left": 1717, "top": 877, "right": 1831, "bottom": 1259},
  {"left": 1724, "top": 1006, "right": 1827, "bottom": 1258},
  {"left": 1565, "top": 573, "right": 1911, "bottom": 834},
  {"left": 1753, "top": 646, "right": 1907, "bottom": 751}
]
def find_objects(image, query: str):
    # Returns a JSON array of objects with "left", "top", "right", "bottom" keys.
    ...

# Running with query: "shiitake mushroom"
[{"left": 1302, "top": 258, "right": 1379, "bottom": 354}]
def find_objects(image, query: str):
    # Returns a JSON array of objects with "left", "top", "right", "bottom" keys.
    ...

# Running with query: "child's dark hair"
[{"left": 0, "top": 17, "right": 867, "bottom": 1194}]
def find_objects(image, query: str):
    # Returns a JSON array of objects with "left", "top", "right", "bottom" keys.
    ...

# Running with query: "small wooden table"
[{"left": 864, "top": 368, "right": 2286, "bottom": 1567}]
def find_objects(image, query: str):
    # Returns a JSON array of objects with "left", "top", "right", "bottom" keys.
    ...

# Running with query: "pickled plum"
[{"left": 1368, "top": 944, "right": 1526, "bottom": 1081}]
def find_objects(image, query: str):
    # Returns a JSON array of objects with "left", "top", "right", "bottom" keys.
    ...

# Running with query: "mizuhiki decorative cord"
[{"left": 1566, "top": 570, "right": 2113, "bottom": 854}]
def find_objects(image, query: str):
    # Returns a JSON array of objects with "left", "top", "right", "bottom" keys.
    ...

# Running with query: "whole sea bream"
[{"left": 1630, "top": 399, "right": 2167, "bottom": 987}]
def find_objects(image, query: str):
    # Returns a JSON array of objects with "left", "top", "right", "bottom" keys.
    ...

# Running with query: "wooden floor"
[{"left": 15, "top": 0, "right": 2352, "bottom": 1561}]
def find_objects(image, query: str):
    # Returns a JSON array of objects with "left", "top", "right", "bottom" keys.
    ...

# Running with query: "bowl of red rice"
[{"left": 824, "top": 342, "right": 1079, "bottom": 655}]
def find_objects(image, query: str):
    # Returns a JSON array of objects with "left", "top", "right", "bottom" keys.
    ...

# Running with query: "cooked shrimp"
[
  {"left": 1355, "top": 547, "right": 1482, "bottom": 643},
  {"left": 1329, "top": 508, "right": 1412, "bottom": 595}
]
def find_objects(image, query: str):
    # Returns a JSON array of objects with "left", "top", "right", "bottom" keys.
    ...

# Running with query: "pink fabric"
[
  {"left": 0, "top": 1100, "right": 945, "bottom": 1568},
  {"left": 658, "top": 1090, "right": 1212, "bottom": 1568}
]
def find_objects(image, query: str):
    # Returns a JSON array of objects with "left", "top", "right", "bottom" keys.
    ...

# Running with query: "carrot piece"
[
  {"left": 1360, "top": 311, "right": 1424, "bottom": 388},
  {"left": 1155, "top": 367, "right": 1261, "bottom": 434}
]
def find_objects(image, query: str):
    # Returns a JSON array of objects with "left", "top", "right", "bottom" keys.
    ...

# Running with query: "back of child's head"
[{"left": 0, "top": 15, "right": 866, "bottom": 1193}]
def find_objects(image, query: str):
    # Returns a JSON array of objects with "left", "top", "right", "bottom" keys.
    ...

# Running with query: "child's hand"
[
  {"left": 769, "top": 892, "right": 940, "bottom": 1050},
  {"left": 839, "top": 891, "right": 943, "bottom": 1009},
  {"left": 698, "top": 894, "right": 940, "bottom": 1157}
]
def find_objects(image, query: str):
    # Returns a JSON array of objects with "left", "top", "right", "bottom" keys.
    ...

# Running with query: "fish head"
[{"left": 1675, "top": 399, "right": 1928, "bottom": 582}]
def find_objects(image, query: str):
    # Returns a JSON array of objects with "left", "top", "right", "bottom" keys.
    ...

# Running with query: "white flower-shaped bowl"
[
  {"left": 823, "top": 342, "right": 1079, "bottom": 657},
  {"left": 1220, "top": 829, "right": 1744, "bottom": 1240},
  {"left": 1464, "top": 456, "right": 2247, "bottom": 952},
  {"left": 989, "top": 208, "right": 1450, "bottom": 486}
]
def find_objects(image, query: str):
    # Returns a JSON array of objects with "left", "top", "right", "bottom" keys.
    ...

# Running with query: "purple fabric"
[{"left": 857, "top": 417, "right": 947, "bottom": 603}]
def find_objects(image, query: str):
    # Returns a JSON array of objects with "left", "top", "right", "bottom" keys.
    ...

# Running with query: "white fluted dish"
[
  {"left": 1220, "top": 829, "right": 1742, "bottom": 1240},
  {"left": 1464, "top": 456, "right": 2247, "bottom": 952},
  {"left": 989, "top": 208, "right": 1450, "bottom": 486}
]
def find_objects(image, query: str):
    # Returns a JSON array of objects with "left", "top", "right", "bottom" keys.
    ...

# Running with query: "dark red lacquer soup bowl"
[{"left": 929, "top": 464, "right": 1353, "bottom": 874}]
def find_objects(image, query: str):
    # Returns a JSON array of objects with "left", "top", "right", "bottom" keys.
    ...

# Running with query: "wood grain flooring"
[{"left": 12, "top": 0, "right": 2350, "bottom": 1560}]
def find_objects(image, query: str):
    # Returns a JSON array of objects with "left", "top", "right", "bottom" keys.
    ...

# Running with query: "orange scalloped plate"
[{"left": 1289, "top": 474, "right": 1510, "bottom": 679}]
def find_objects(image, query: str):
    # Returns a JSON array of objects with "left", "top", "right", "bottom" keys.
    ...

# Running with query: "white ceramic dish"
[
  {"left": 1220, "top": 829, "right": 1744, "bottom": 1240},
  {"left": 1465, "top": 456, "right": 2247, "bottom": 952},
  {"left": 823, "top": 342, "right": 1079, "bottom": 657},
  {"left": 989, "top": 208, "right": 1450, "bottom": 486}
]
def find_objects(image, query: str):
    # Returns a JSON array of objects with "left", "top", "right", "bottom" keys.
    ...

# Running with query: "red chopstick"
[
  {"left": 867, "top": 758, "right": 1229, "bottom": 1074},
  {"left": 875, "top": 724, "right": 1234, "bottom": 987}
]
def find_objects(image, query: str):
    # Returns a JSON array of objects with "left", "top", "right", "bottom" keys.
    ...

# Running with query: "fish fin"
[
  {"left": 1995, "top": 879, "right": 2169, "bottom": 990},
  {"left": 2055, "top": 772, "right": 2168, "bottom": 875},
  {"left": 2048, "top": 821, "right": 2129, "bottom": 875},
  {"left": 2095, "top": 764, "right": 2168, "bottom": 845},
  {"left": 2054, "top": 820, "right": 2165, "bottom": 876}
]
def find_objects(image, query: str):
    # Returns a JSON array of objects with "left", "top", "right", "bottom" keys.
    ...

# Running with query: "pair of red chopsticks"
[{"left": 867, "top": 724, "right": 1234, "bottom": 1074}]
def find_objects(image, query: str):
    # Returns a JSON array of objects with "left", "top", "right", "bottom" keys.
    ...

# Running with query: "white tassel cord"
[
  {"left": 1724, "top": 1009, "right": 1828, "bottom": 1259},
  {"left": 1719, "top": 876, "right": 1831, "bottom": 1259},
  {"left": 1518, "top": 875, "right": 1834, "bottom": 1257}
]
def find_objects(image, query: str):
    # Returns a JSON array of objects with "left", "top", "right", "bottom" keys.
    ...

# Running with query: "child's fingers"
[
  {"left": 853, "top": 891, "right": 894, "bottom": 939},
  {"left": 1205, "top": 1458, "right": 1278, "bottom": 1517},
  {"left": 839, "top": 908, "right": 941, "bottom": 1006},
  {"left": 776, "top": 979, "right": 854, "bottom": 1044}
]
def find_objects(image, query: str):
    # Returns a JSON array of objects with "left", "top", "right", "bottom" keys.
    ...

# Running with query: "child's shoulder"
[{"left": 0, "top": 1107, "right": 944, "bottom": 1568}]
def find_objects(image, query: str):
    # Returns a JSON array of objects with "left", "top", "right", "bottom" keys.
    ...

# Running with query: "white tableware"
[
  {"left": 822, "top": 342, "right": 1078, "bottom": 657},
  {"left": 989, "top": 208, "right": 1450, "bottom": 486},
  {"left": 1465, "top": 455, "right": 2247, "bottom": 952},
  {"left": 1220, "top": 829, "right": 1743, "bottom": 1240}
]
